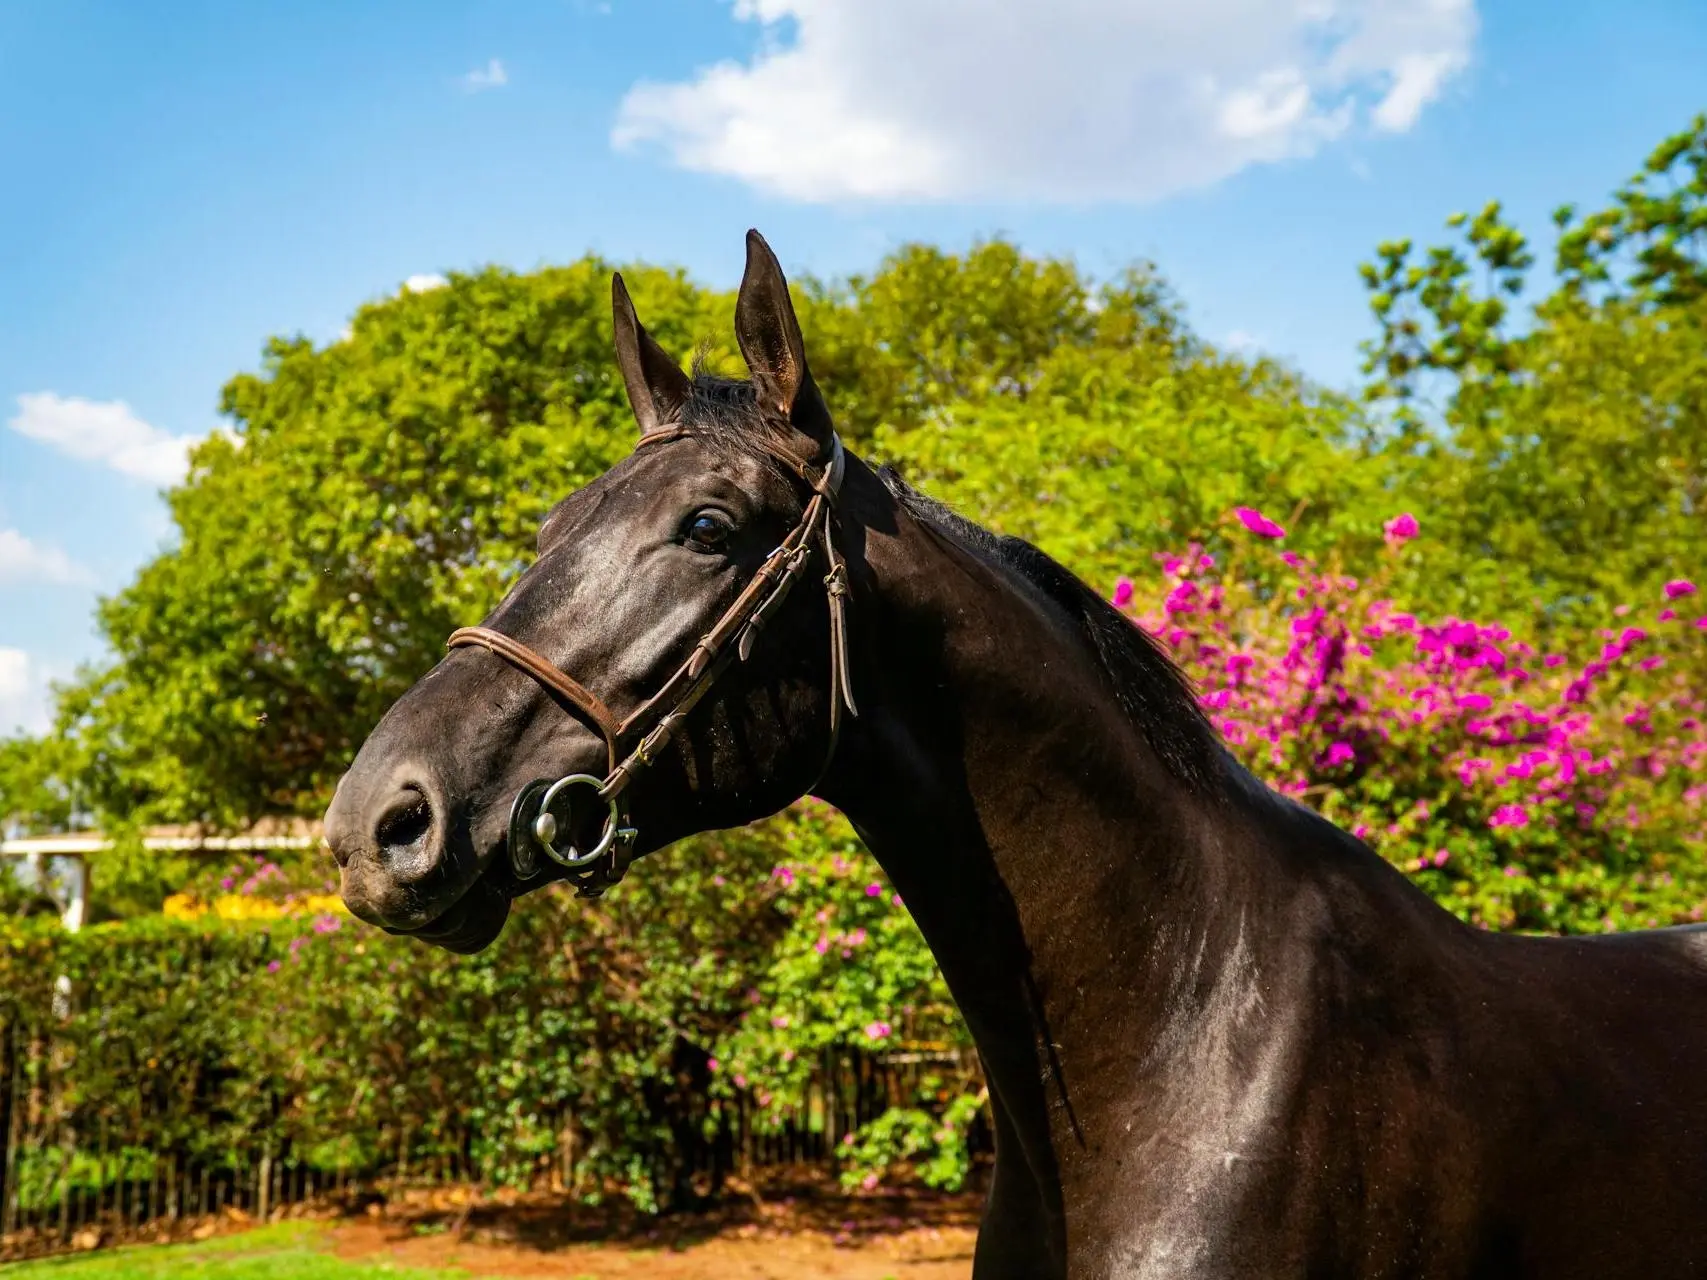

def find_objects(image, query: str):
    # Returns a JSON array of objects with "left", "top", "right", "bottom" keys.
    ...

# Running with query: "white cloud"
[
  {"left": 1223, "top": 329, "right": 1265, "bottom": 353},
  {"left": 0, "top": 529, "right": 94, "bottom": 587},
  {"left": 1370, "top": 50, "right": 1459, "bottom": 130},
  {"left": 461, "top": 58, "right": 508, "bottom": 92},
  {"left": 612, "top": 0, "right": 1476, "bottom": 204},
  {"left": 0, "top": 649, "right": 52, "bottom": 737},
  {"left": 8, "top": 393, "right": 203, "bottom": 487},
  {"left": 402, "top": 273, "right": 448, "bottom": 294}
]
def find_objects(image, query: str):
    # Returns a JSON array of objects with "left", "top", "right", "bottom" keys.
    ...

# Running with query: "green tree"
[
  {"left": 875, "top": 343, "right": 1385, "bottom": 587},
  {"left": 1359, "top": 114, "right": 1707, "bottom": 618},
  {"left": 63, "top": 260, "right": 727, "bottom": 824},
  {"left": 0, "top": 733, "right": 78, "bottom": 835},
  {"left": 798, "top": 240, "right": 1187, "bottom": 442}
]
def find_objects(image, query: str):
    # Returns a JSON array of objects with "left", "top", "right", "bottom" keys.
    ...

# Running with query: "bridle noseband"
[{"left": 446, "top": 428, "right": 856, "bottom": 897}]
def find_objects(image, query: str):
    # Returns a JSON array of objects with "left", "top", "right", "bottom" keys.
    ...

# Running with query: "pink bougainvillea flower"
[
  {"left": 865, "top": 882, "right": 883, "bottom": 897},
  {"left": 1383, "top": 513, "right": 1419, "bottom": 546},
  {"left": 1664, "top": 579, "right": 1696, "bottom": 599},
  {"left": 1233, "top": 506, "right": 1286, "bottom": 538},
  {"left": 1163, "top": 581, "right": 1198, "bottom": 614},
  {"left": 1323, "top": 742, "right": 1356, "bottom": 767},
  {"left": 1112, "top": 576, "right": 1135, "bottom": 608},
  {"left": 707, "top": 1058, "right": 720, "bottom": 1072},
  {"left": 864, "top": 1021, "right": 893, "bottom": 1041},
  {"left": 1660, "top": 608, "right": 1677, "bottom": 622},
  {"left": 1489, "top": 804, "right": 1530, "bottom": 829}
]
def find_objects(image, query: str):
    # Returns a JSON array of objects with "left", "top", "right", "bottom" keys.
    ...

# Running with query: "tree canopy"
[{"left": 1359, "top": 113, "right": 1707, "bottom": 616}]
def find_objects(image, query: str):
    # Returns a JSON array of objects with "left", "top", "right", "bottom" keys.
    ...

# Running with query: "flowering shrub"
[
  {"left": 1117, "top": 511, "right": 1707, "bottom": 933},
  {"left": 697, "top": 803, "right": 975, "bottom": 1192}
]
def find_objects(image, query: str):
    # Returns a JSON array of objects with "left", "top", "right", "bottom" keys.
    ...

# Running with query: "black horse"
[{"left": 324, "top": 231, "right": 1707, "bottom": 1278}]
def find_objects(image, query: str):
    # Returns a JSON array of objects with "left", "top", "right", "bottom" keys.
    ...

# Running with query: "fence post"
[
  {"left": 257, "top": 1147, "right": 272, "bottom": 1223},
  {"left": 1, "top": 1023, "right": 18, "bottom": 1238}
]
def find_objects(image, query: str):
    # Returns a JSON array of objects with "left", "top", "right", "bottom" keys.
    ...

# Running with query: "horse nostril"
[{"left": 374, "top": 787, "right": 434, "bottom": 856}]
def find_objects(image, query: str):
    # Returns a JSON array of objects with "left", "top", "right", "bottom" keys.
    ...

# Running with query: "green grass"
[{"left": 4, "top": 1223, "right": 465, "bottom": 1279}]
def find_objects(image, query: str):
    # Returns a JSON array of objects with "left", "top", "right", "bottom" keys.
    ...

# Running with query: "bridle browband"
[{"left": 446, "top": 427, "right": 856, "bottom": 897}]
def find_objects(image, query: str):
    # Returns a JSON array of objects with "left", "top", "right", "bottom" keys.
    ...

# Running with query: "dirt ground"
[{"left": 329, "top": 1177, "right": 982, "bottom": 1279}]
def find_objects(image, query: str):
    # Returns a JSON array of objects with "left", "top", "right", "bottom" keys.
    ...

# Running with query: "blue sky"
[{"left": 1, "top": 0, "right": 1703, "bottom": 734}]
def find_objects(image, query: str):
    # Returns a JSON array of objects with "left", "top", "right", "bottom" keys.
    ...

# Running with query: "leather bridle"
[{"left": 446, "top": 427, "right": 856, "bottom": 897}]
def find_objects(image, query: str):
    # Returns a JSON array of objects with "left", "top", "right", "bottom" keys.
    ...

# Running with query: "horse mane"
[
  {"left": 672, "top": 363, "right": 1222, "bottom": 791},
  {"left": 876, "top": 471, "right": 1223, "bottom": 792}
]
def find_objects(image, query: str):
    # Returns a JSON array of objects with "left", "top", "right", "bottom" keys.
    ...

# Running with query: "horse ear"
[
  {"left": 612, "top": 272, "right": 691, "bottom": 436},
  {"left": 734, "top": 230, "right": 835, "bottom": 449}
]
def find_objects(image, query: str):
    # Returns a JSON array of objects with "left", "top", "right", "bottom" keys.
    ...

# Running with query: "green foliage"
[
  {"left": 1358, "top": 112, "right": 1707, "bottom": 619},
  {"left": 1359, "top": 200, "right": 1535, "bottom": 408},
  {"left": 1410, "top": 297, "right": 1707, "bottom": 615},
  {"left": 798, "top": 241, "right": 1186, "bottom": 442},
  {"left": 0, "top": 734, "right": 81, "bottom": 835},
  {"left": 1555, "top": 113, "right": 1707, "bottom": 309},
  {"left": 695, "top": 804, "right": 975, "bottom": 1190},
  {"left": 834, "top": 1091, "right": 985, "bottom": 1193},
  {"left": 873, "top": 348, "right": 1383, "bottom": 588}
]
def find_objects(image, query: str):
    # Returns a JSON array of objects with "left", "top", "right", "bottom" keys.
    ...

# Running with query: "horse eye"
[{"left": 685, "top": 510, "right": 734, "bottom": 550}]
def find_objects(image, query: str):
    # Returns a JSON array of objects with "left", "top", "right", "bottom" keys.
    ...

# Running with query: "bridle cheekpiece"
[{"left": 446, "top": 428, "right": 855, "bottom": 897}]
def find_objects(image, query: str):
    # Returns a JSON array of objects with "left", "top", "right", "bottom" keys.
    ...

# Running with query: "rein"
[{"left": 446, "top": 429, "right": 856, "bottom": 897}]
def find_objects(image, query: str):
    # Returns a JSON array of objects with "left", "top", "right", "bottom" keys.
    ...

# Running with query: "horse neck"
[{"left": 819, "top": 488, "right": 1322, "bottom": 1173}]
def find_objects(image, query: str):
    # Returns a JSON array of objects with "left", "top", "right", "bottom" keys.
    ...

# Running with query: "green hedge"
[{"left": 0, "top": 807, "right": 973, "bottom": 1216}]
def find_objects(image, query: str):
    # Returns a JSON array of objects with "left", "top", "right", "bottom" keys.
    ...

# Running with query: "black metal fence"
[{"left": 0, "top": 1021, "right": 982, "bottom": 1262}]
